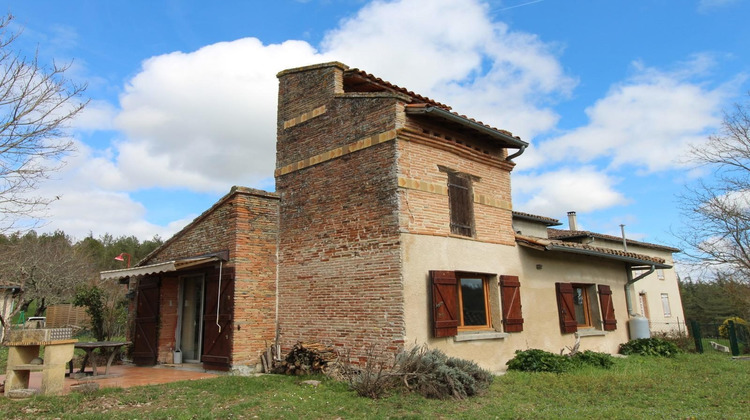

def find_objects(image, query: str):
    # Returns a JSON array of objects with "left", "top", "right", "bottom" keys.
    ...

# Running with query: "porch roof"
[
  {"left": 515, "top": 234, "right": 672, "bottom": 269},
  {"left": 99, "top": 256, "right": 222, "bottom": 281}
]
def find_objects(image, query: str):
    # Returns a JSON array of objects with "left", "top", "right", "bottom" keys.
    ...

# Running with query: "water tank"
[{"left": 629, "top": 316, "right": 651, "bottom": 339}]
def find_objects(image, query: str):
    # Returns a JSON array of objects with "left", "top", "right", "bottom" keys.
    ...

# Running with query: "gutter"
[{"left": 404, "top": 105, "right": 528, "bottom": 160}]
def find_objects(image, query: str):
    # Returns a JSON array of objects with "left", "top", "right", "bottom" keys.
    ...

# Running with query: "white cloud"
[
  {"left": 528, "top": 56, "right": 734, "bottom": 172},
  {"left": 513, "top": 167, "right": 629, "bottom": 216},
  {"left": 113, "top": 38, "right": 323, "bottom": 192},
  {"left": 322, "top": 0, "right": 574, "bottom": 139}
]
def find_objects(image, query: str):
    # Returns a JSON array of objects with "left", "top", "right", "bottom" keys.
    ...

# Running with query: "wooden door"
[
  {"left": 201, "top": 266, "right": 234, "bottom": 371},
  {"left": 133, "top": 276, "right": 160, "bottom": 366}
]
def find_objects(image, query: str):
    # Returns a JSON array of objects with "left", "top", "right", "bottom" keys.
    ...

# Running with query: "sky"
[{"left": 4, "top": 0, "right": 750, "bottom": 252}]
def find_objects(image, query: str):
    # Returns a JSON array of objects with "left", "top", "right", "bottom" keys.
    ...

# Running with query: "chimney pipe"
[{"left": 567, "top": 211, "right": 578, "bottom": 231}]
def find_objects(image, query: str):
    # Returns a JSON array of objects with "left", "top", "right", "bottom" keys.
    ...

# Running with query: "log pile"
[{"left": 269, "top": 342, "right": 337, "bottom": 375}]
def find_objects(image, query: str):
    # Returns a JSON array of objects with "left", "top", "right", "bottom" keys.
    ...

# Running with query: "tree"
[
  {"left": 680, "top": 94, "right": 750, "bottom": 281},
  {"left": 0, "top": 13, "right": 88, "bottom": 232},
  {"left": 0, "top": 230, "right": 95, "bottom": 340}
]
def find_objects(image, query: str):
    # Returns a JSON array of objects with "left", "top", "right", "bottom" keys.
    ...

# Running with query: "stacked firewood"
[{"left": 268, "top": 342, "right": 337, "bottom": 375}]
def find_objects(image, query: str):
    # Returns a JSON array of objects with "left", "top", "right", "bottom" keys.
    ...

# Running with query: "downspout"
[
  {"left": 625, "top": 265, "right": 655, "bottom": 316},
  {"left": 506, "top": 145, "right": 526, "bottom": 161}
]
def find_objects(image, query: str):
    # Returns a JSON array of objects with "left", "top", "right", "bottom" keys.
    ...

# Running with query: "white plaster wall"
[
  {"left": 402, "top": 233, "right": 633, "bottom": 373},
  {"left": 626, "top": 248, "right": 687, "bottom": 334}
]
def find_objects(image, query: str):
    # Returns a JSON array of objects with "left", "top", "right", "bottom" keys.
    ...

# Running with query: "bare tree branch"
[
  {"left": 0, "top": 13, "right": 88, "bottom": 232},
  {"left": 679, "top": 93, "right": 750, "bottom": 282}
]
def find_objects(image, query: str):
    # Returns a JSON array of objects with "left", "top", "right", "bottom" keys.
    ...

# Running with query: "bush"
[
  {"left": 718, "top": 317, "right": 749, "bottom": 339},
  {"left": 348, "top": 345, "right": 493, "bottom": 400},
  {"left": 652, "top": 331, "right": 695, "bottom": 353},
  {"left": 506, "top": 349, "right": 616, "bottom": 373},
  {"left": 571, "top": 350, "right": 615, "bottom": 369},
  {"left": 619, "top": 338, "right": 680, "bottom": 357},
  {"left": 506, "top": 349, "right": 573, "bottom": 373}
]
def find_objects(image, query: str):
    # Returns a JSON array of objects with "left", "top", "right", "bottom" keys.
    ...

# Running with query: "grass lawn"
[{"left": 0, "top": 351, "right": 748, "bottom": 419}]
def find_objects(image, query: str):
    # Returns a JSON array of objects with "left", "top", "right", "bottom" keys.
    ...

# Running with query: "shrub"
[
  {"left": 571, "top": 350, "right": 615, "bottom": 369},
  {"left": 619, "top": 338, "right": 680, "bottom": 357},
  {"left": 348, "top": 345, "right": 493, "bottom": 400},
  {"left": 652, "top": 331, "right": 695, "bottom": 353},
  {"left": 718, "top": 317, "right": 749, "bottom": 339},
  {"left": 506, "top": 349, "right": 573, "bottom": 373}
]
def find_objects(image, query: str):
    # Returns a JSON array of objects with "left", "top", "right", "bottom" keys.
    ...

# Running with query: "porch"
[{"left": 2, "top": 363, "right": 221, "bottom": 396}]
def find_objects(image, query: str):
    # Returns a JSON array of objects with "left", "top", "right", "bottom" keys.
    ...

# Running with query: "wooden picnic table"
[{"left": 71, "top": 341, "right": 131, "bottom": 377}]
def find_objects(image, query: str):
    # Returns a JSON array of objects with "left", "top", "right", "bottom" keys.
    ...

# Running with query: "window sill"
[
  {"left": 577, "top": 329, "right": 607, "bottom": 337},
  {"left": 454, "top": 331, "right": 509, "bottom": 342}
]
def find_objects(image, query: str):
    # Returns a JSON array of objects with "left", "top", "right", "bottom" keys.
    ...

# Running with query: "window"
[
  {"left": 556, "top": 282, "right": 617, "bottom": 333},
  {"left": 661, "top": 293, "right": 672, "bottom": 317},
  {"left": 458, "top": 275, "right": 491, "bottom": 329},
  {"left": 430, "top": 271, "right": 523, "bottom": 338},
  {"left": 656, "top": 269, "right": 665, "bottom": 280},
  {"left": 572, "top": 284, "right": 592, "bottom": 327},
  {"left": 638, "top": 292, "right": 650, "bottom": 319},
  {"left": 447, "top": 171, "right": 474, "bottom": 237}
]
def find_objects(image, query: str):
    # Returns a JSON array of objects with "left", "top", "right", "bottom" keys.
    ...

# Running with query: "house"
[
  {"left": 546, "top": 212, "right": 685, "bottom": 335},
  {"left": 101, "top": 62, "right": 683, "bottom": 373}
]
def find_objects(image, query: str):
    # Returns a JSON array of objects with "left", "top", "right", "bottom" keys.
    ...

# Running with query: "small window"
[
  {"left": 447, "top": 172, "right": 474, "bottom": 237},
  {"left": 458, "top": 274, "right": 491, "bottom": 330},
  {"left": 661, "top": 293, "right": 672, "bottom": 317},
  {"left": 656, "top": 269, "right": 665, "bottom": 280},
  {"left": 572, "top": 284, "right": 592, "bottom": 328}
]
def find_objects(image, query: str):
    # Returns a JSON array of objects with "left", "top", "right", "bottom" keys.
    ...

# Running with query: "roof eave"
[
  {"left": 404, "top": 105, "right": 528, "bottom": 150},
  {"left": 545, "top": 244, "right": 672, "bottom": 269}
]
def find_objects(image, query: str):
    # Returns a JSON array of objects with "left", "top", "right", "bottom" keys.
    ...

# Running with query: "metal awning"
[{"left": 100, "top": 256, "right": 221, "bottom": 281}]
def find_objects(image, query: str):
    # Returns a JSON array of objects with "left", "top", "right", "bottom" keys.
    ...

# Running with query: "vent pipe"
[
  {"left": 620, "top": 224, "right": 628, "bottom": 252},
  {"left": 567, "top": 211, "right": 578, "bottom": 231}
]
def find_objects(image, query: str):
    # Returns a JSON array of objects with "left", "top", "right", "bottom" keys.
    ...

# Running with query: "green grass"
[{"left": 1, "top": 351, "right": 748, "bottom": 419}]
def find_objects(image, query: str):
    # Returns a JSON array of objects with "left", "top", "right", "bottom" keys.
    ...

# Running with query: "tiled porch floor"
[{"left": 2, "top": 364, "right": 222, "bottom": 395}]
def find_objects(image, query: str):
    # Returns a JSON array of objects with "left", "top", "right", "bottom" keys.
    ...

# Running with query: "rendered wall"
[{"left": 402, "top": 234, "right": 632, "bottom": 372}]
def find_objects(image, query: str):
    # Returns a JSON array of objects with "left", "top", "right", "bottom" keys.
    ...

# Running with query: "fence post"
[
  {"left": 691, "top": 320, "right": 704, "bottom": 354},
  {"left": 728, "top": 320, "right": 740, "bottom": 356}
]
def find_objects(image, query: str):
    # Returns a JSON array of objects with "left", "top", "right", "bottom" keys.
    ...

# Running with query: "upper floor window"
[
  {"left": 447, "top": 171, "right": 474, "bottom": 237},
  {"left": 661, "top": 293, "right": 672, "bottom": 317}
]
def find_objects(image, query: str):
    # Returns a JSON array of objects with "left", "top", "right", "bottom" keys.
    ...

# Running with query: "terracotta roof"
[
  {"left": 512, "top": 211, "right": 562, "bottom": 226},
  {"left": 516, "top": 234, "right": 670, "bottom": 268},
  {"left": 344, "top": 68, "right": 522, "bottom": 144},
  {"left": 548, "top": 228, "right": 681, "bottom": 252},
  {"left": 344, "top": 69, "right": 450, "bottom": 108}
]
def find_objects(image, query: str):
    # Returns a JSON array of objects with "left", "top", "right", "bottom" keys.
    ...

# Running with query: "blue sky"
[{"left": 5, "top": 0, "right": 750, "bottom": 251}]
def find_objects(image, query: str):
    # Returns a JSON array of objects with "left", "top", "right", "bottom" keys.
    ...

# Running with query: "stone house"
[{"left": 101, "top": 62, "right": 683, "bottom": 373}]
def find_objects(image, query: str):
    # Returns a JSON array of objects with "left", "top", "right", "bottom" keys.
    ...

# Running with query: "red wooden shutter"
[
  {"left": 431, "top": 271, "right": 459, "bottom": 337},
  {"left": 598, "top": 284, "right": 617, "bottom": 331},
  {"left": 555, "top": 282, "right": 578, "bottom": 334},
  {"left": 500, "top": 275, "right": 523, "bottom": 332},
  {"left": 202, "top": 266, "right": 234, "bottom": 371}
]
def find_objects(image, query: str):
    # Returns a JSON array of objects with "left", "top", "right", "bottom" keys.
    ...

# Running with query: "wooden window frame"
[
  {"left": 572, "top": 284, "right": 592, "bottom": 328},
  {"left": 447, "top": 171, "right": 475, "bottom": 237},
  {"left": 457, "top": 273, "right": 492, "bottom": 331}
]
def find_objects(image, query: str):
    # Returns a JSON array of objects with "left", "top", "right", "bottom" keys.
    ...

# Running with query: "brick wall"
[
  {"left": 397, "top": 123, "right": 516, "bottom": 246},
  {"left": 145, "top": 187, "right": 279, "bottom": 369},
  {"left": 276, "top": 63, "right": 405, "bottom": 362},
  {"left": 157, "top": 275, "right": 178, "bottom": 362}
]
